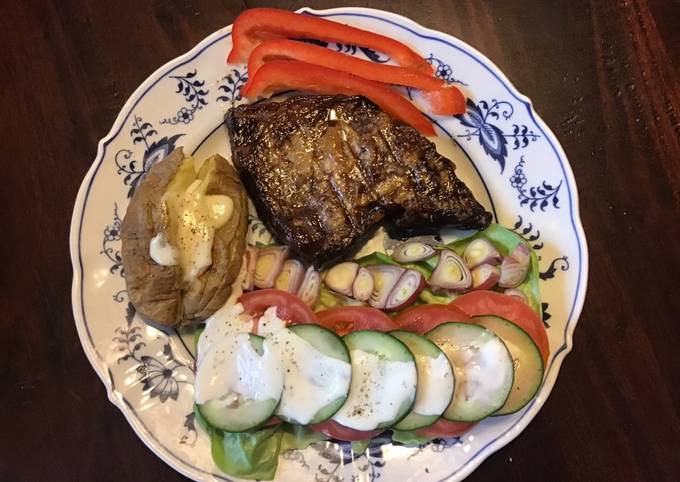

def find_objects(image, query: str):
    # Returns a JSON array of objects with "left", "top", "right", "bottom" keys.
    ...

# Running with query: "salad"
[{"left": 193, "top": 224, "right": 548, "bottom": 480}]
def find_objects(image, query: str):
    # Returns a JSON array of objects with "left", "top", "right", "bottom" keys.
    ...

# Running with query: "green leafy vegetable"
[
  {"left": 391, "top": 430, "right": 435, "bottom": 446},
  {"left": 357, "top": 251, "right": 432, "bottom": 278},
  {"left": 448, "top": 224, "right": 542, "bottom": 315},
  {"left": 196, "top": 405, "right": 326, "bottom": 480},
  {"left": 351, "top": 439, "right": 371, "bottom": 454},
  {"left": 356, "top": 251, "right": 398, "bottom": 267},
  {"left": 314, "top": 285, "right": 343, "bottom": 311},
  {"left": 418, "top": 289, "right": 457, "bottom": 305}
]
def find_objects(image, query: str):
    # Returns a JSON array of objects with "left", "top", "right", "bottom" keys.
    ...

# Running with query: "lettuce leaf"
[
  {"left": 351, "top": 439, "right": 372, "bottom": 454},
  {"left": 418, "top": 289, "right": 457, "bottom": 305},
  {"left": 390, "top": 429, "right": 435, "bottom": 446},
  {"left": 196, "top": 406, "right": 326, "bottom": 480}
]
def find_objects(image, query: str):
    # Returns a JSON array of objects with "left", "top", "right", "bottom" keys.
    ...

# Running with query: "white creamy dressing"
[
  {"left": 256, "top": 306, "right": 288, "bottom": 337},
  {"left": 453, "top": 340, "right": 509, "bottom": 407},
  {"left": 194, "top": 332, "right": 282, "bottom": 406},
  {"left": 268, "top": 328, "right": 351, "bottom": 424},
  {"left": 413, "top": 353, "right": 454, "bottom": 416},
  {"left": 333, "top": 350, "right": 417, "bottom": 431},
  {"left": 196, "top": 302, "right": 253, "bottom": 367},
  {"left": 195, "top": 305, "right": 351, "bottom": 424},
  {"left": 148, "top": 157, "right": 234, "bottom": 282}
]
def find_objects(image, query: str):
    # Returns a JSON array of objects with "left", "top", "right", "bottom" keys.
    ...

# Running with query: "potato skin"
[{"left": 121, "top": 148, "right": 247, "bottom": 326}]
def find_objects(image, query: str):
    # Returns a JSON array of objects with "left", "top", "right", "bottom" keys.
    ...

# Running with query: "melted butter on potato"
[
  {"left": 149, "top": 231, "right": 179, "bottom": 265},
  {"left": 150, "top": 156, "right": 234, "bottom": 282}
]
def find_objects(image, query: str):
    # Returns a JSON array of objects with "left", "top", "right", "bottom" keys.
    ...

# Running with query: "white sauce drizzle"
[
  {"left": 413, "top": 353, "right": 454, "bottom": 416},
  {"left": 333, "top": 350, "right": 417, "bottom": 431}
]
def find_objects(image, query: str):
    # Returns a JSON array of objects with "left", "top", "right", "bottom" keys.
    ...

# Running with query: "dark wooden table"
[{"left": 2, "top": 0, "right": 679, "bottom": 480}]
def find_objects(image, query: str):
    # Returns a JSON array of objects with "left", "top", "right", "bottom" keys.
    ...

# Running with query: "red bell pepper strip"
[
  {"left": 227, "top": 8, "right": 433, "bottom": 75},
  {"left": 421, "top": 86, "right": 467, "bottom": 115},
  {"left": 248, "top": 40, "right": 466, "bottom": 116},
  {"left": 241, "top": 60, "right": 436, "bottom": 136},
  {"left": 248, "top": 39, "right": 443, "bottom": 90}
]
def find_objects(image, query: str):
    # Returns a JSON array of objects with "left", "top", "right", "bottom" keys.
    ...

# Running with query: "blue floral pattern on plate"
[
  {"left": 510, "top": 156, "right": 562, "bottom": 211},
  {"left": 160, "top": 69, "right": 209, "bottom": 125},
  {"left": 455, "top": 99, "right": 539, "bottom": 172},
  {"left": 216, "top": 68, "right": 249, "bottom": 107},
  {"left": 114, "top": 116, "right": 183, "bottom": 198}
]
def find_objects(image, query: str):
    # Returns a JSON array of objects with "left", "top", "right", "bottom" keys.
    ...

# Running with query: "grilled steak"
[{"left": 226, "top": 95, "right": 491, "bottom": 266}]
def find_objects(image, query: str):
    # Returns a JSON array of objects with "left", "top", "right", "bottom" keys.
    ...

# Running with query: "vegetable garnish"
[
  {"left": 499, "top": 244, "right": 531, "bottom": 288},
  {"left": 428, "top": 249, "right": 472, "bottom": 291},
  {"left": 324, "top": 262, "right": 360, "bottom": 297},
  {"left": 274, "top": 259, "right": 305, "bottom": 293},
  {"left": 227, "top": 8, "right": 434, "bottom": 74},
  {"left": 447, "top": 223, "right": 542, "bottom": 314},
  {"left": 384, "top": 269, "right": 426, "bottom": 311},
  {"left": 240, "top": 288, "right": 317, "bottom": 325},
  {"left": 470, "top": 263, "right": 501, "bottom": 290},
  {"left": 414, "top": 418, "right": 476, "bottom": 438},
  {"left": 246, "top": 39, "right": 466, "bottom": 115},
  {"left": 463, "top": 238, "right": 502, "bottom": 269},
  {"left": 241, "top": 246, "right": 258, "bottom": 291},
  {"left": 242, "top": 60, "right": 436, "bottom": 136},
  {"left": 451, "top": 290, "right": 550, "bottom": 364},
  {"left": 394, "top": 304, "right": 469, "bottom": 334},
  {"left": 315, "top": 306, "right": 397, "bottom": 335},
  {"left": 352, "top": 267, "right": 374, "bottom": 302},
  {"left": 297, "top": 266, "right": 321, "bottom": 307},
  {"left": 198, "top": 408, "right": 326, "bottom": 481},
  {"left": 392, "top": 241, "right": 437, "bottom": 263},
  {"left": 419, "top": 85, "right": 466, "bottom": 116},
  {"left": 310, "top": 419, "right": 383, "bottom": 441},
  {"left": 254, "top": 245, "right": 289, "bottom": 289},
  {"left": 247, "top": 39, "right": 444, "bottom": 89},
  {"left": 365, "top": 264, "right": 406, "bottom": 309}
]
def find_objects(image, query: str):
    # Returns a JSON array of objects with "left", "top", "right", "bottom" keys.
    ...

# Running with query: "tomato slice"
[
  {"left": 239, "top": 289, "right": 317, "bottom": 325},
  {"left": 241, "top": 60, "right": 435, "bottom": 136},
  {"left": 415, "top": 418, "right": 475, "bottom": 438},
  {"left": 310, "top": 419, "right": 384, "bottom": 441},
  {"left": 227, "top": 8, "right": 433, "bottom": 74},
  {"left": 262, "top": 416, "right": 282, "bottom": 427},
  {"left": 450, "top": 291, "right": 550, "bottom": 365},
  {"left": 315, "top": 306, "right": 398, "bottom": 336},
  {"left": 393, "top": 304, "right": 469, "bottom": 334}
]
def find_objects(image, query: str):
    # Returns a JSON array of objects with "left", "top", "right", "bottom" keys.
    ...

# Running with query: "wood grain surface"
[{"left": 2, "top": 0, "right": 679, "bottom": 481}]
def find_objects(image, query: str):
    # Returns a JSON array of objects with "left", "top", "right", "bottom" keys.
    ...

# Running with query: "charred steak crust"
[{"left": 226, "top": 95, "right": 491, "bottom": 266}]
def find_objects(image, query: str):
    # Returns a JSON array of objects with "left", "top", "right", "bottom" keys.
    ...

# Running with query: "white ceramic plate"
[{"left": 69, "top": 7, "right": 588, "bottom": 481}]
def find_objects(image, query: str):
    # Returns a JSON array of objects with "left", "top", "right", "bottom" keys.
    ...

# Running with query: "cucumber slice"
[
  {"left": 196, "top": 334, "right": 282, "bottom": 432},
  {"left": 427, "top": 322, "right": 514, "bottom": 422},
  {"left": 289, "top": 324, "right": 350, "bottom": 362},
  {"left": 198, "top": 397, "right": 279, "bottom": 433},
  {"left": 333, "top": 330, "right": 417, "bottom": 430},
  {"left": 343, "top": 330, "right": 415, "bottom": 362},
  {"left": 473, "top": 315, "right": 544, "bottom": 415},
  {"left": 390, "top": 330, "right": 455, "bottom": 430},
  {"left": 274, "top": 325, "right": 352, "bottom": 425}
]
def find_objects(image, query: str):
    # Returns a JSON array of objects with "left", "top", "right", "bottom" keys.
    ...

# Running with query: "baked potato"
[{"left": 121, "top": 147, "right": 248, "bottom": 326}]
